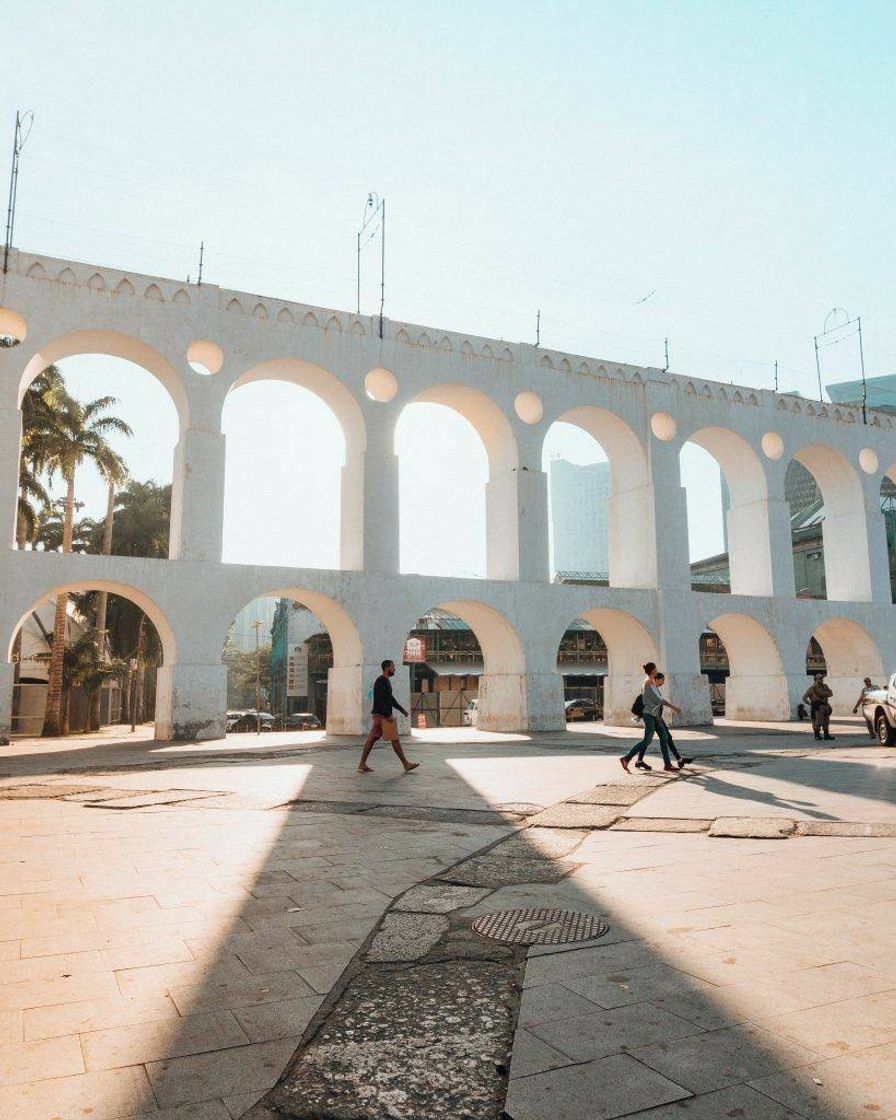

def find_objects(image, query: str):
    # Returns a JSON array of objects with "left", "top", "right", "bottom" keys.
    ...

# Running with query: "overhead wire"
[{"left": 13, "top": 131, "right": 893, "bottom": 393}]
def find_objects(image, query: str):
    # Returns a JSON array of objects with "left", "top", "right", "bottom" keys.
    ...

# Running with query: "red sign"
[{"left": 403, "top": 636, "right": 426, "bottom": 663}]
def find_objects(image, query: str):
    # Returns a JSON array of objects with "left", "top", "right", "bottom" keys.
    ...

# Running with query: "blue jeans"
[{"left": 623, "top": 713, "right": 671, "bottom": 766}]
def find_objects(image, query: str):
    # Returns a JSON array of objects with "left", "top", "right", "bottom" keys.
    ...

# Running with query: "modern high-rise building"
[
  {"left": 227, "top": 597, "right": 278, "bottom": 652},
  {"left": 548, "top": 458, "right": 611, "bottom": 574}
]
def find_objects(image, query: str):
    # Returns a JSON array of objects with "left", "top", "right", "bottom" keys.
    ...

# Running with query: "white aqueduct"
[{"left": 1, "top": 250, "right": 894, "bottom": 739}]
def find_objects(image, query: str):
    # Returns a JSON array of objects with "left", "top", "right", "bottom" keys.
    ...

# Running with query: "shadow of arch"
[
  {"left": 709, "top": 612, "right": 789, "bottom": 720},
  {"left": 219, "top": 587, "right": 362, "bottom": 735},
  {"left": 547, "top": 406, "right": 652, "bottom": 588},
  {"left": 684, "top": 426, "right": 770, "bottom": 596},
  {"left": 793, "top": 443, "right": 870, "bottom": 601},
  {"left": 567, "top": 606, "right": 658, "bottom": 725},
  {"left": 400, "top": 384, "right": 520, "bottom": 579},
  {"left": 19, "top": 329, "right": 190, "bottom": 430}
]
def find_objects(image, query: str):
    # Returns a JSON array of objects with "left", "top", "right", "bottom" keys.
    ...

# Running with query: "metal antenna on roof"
[{"left": 3, "top": 110, "right": 34, "bottom": 275}]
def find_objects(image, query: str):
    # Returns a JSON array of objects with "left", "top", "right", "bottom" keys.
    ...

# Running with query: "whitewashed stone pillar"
[
  {"left": 155, "top": 663, "right": 227, "bottom": 741},
  {"left": 169, "top": 430, "right": 226, "bottom": 562},
  {"left": 485, "top": 466, "right": 549, "bottom": 583},
  {"left": 862, "top": 474, "right": 892, "bottom": 605},
  {"left": 0, "top": 661, "right": 15, "bottom": 737},
  {"left": 0, "top": 407, "right": 22, "bottom": 549},
  {"left": 341, "top": 414, "right": 399, "bottom": 573},
  {"left": 645, "top": 435, "right": 691, "bottom": 592},
  {"left": 761, "top": 463, "right": 797, "bottom": 599}
]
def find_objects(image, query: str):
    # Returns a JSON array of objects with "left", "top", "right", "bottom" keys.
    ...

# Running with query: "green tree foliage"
[{"left": 223, "top": 641, "right": 273, "bottom": 708}]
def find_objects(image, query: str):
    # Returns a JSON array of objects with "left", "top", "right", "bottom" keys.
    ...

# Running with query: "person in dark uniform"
[{"left": 358, "top": 659, "right": 420, "bottom": 773}]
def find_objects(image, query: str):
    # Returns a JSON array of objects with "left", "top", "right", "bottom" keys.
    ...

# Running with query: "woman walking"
[{"left": 620, "top": 664, "right": 681, "bottom": 774}]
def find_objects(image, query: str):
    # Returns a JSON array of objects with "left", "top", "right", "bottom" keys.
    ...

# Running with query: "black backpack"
[{"left": 631, "top": 693, "right": 644, "bottom": 718}]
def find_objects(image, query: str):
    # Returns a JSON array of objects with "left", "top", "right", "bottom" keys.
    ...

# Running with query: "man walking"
[
  {"left": 803, "top": 673, "right": 835, "bottom": 741},
  {"left": 358, "top": 659, "right": 419, "bottom": 774}
]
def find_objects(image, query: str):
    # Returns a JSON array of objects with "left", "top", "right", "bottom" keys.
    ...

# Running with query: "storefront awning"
[{"left": 425, "top": 662, "right": 484, "bottom": 677}]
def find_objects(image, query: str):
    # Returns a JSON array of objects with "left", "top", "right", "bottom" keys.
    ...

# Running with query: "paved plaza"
[{"left": 0, "top": 716, "right": 895, "bottom": 1119}]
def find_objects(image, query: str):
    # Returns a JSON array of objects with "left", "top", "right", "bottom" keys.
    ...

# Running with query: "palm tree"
[
  {"left": 17, "top": 366, "right": 70, "bottom": 549},
  {"left": 89, "top": 447, "right": 128, "bottom": 732},
  {"left": 40, "top": 394, "right": 132, "bottom": 737}
]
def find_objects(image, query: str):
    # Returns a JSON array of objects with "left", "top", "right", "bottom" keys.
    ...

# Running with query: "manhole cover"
[{"left": 472, "top": 907, "right": 609, "bottom": 946}]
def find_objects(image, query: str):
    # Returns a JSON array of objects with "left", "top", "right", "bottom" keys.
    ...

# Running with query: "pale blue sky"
[{"left": 8, "top": 1, "right": 893, "bottom": 571}]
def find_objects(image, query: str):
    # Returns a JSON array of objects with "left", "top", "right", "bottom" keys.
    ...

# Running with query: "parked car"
[
  {"left": 861, "top": 674, "right": 896, "bottom": 744},
  {"left": 463, "top": 698, "right": 479, "bottom": 726},
  {"left": 225, "top": 710, "right": 245, "bottom": 732},
  {"left": 232, "top": 710, "right": 277, "bottom": 732},
  {"left": 565, "top": 698, "right": 601, "bottom": 722},
  {"left": 284, "top": 712, "right": 322, "bottom": 730}
]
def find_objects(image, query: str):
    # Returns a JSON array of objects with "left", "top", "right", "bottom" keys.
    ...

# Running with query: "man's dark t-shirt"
[{"left": 372, "top": 674, "right": 408, "bottom": 718}]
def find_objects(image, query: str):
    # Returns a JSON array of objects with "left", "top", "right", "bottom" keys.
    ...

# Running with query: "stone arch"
[
  {"left": 405, "top": 598, "right": 529, "bottom": 731},
  {"left": 115, "top": 278, "right": 135, "bottom": 296},
  {"left": 277, "top": 307, "right": 295, "bottom": 324},
  {"left": 708, "top": 612, "right": 789, "bottom": 720},
  {"left": 564, "top": 606, "right": 658, "bottom": 725},
  {"left": 7, "top": 579, "right": 177, "bottom": 667},
  {"left": 226, "top": 359, "right": 366, "bottom": 570},
  {"left": 811, "top": 617, "right": 884, "bottom": 715},
  {"left": 144, "top": 284, "right": 164, "bottom": 302},
  {"left": 793, "top": 443, "right": 871, "bottom": 601},
  {"left": 58, "top": 267, "right": 77, "bottom": 285},
  {"left": 26, "top": 262, "right": 47, "bottom": 279},
  {"left": 18, "top": 328, "right": 190, "bottom": 430},
  {"left": 173, "top": 288, "right": 191, "bottom": 306},
  {"left": 683, "top": 426, "right": 771, "bottom": 596},
  {"left": 252, "top": 303, "right": 268, "bottom": 320},
  {"left": 399, "top": 383, "right": 520, "bottom": 579},
  {"left": 6, "top": 580, "right": 178, "bottom": 740},
  {"left": 219, "top": 586, "right": 362, "bottom": 734},
  {"left": 228, "top": 359, "right": 365, "bottom": 452},
  {"left": 407, "top": 383, "right": 518, "bottom": 477},
  {"left": 546, "top": 406, "right": 652, "bottom": 588},
  {"left": 87, "top": 272, "right": 105, "bottom": 291}
]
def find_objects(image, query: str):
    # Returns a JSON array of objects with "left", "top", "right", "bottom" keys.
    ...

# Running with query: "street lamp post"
[
  {"left": 128, "top": 658, "right": 137, "bottom": 733},
  {"left": 813, "top": 308, "right": 869, "bottom": 424},
  {"left": 252, "top": 620, "right": 262, "bottom": 735}
]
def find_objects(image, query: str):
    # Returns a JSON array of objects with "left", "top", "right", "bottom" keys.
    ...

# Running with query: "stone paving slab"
[
  {"left": 566, "top": 783, "right": 656, "bottom": 805},
  {"left": 610, "top": 816, "right": 712, "bottom": 832},
  {"left": 527, "top": 804, "right": 622, "bottom": 829},
  {"left": 249, "top": 959, "right": 519, "bottom": 1120},
  {"left": 440, "top": 854, "right": 581, "bottom": 887},
  {"left": 366, "top": 912, "right": 448, "bottom": 962},
  {"left": 709, "top": 816, "right": 796, "bottom": 839},
  {"left": 504, "top": 1052, "right": 691, "bottom": 1120}
]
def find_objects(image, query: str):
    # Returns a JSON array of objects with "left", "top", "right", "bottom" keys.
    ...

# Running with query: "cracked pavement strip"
[{"left": 243, "top": 777, "right": 672, "bottom": 1120}]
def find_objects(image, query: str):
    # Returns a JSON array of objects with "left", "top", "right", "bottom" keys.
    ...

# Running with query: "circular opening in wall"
[
  {"left": 859, "top": 447, "right": 879, "bottom": 475},
  {"left": 186, "top": 339, "right": 224, "bottom": 375},
  {"left": 514, "top": 390, "right": 544, "bottom": 424},
  {"left": 0, "top": 307, "right": 27, "bottom": 348},
  {"left": 761, "top": 431, "right": 784, "bottom": 460},
  {"left": 365, "top": 367, "right": 398, "bottom": 402},
  {"left": 650, "top": 411, "right": 677, "bottom": 442}
]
